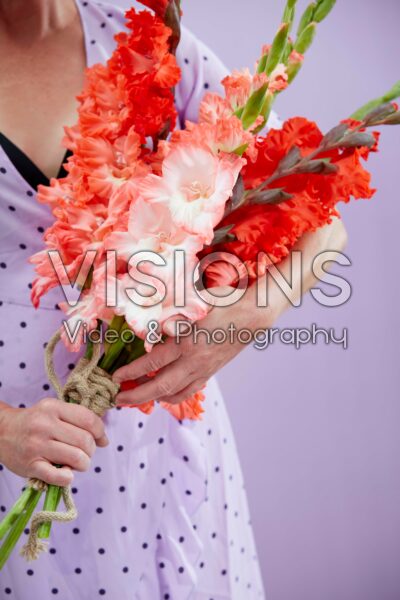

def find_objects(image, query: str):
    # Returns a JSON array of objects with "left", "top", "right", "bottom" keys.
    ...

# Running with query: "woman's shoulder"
[{"left": 78, "top": 0, "right": 229, "bottom": 121}]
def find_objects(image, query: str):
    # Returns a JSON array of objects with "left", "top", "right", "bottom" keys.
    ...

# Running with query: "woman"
[{"left": 0, "top": 1, "right": 347, "bottom": 598}]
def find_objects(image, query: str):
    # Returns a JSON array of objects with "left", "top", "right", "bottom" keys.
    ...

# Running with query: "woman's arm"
[{"left": 113, "top": 218, "right": 348, "bottom": 407}]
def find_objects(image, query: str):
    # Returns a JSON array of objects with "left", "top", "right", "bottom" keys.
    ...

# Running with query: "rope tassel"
[{"left": 20, "top": 486, "right": 77, "bottom": 561}]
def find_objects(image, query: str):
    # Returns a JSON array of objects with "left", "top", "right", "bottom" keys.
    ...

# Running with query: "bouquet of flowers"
[{"left": 0, "top": 0, "right": 399, "bottom": 567}]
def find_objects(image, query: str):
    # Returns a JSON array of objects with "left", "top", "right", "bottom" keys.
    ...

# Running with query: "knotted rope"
[{"left": 21, "top": 329, "right": 120, "bottom": 561}]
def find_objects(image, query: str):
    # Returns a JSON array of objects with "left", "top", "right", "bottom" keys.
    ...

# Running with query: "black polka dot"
[
  {"left": 139, "top": 462, "right": 145, "bottom": 469},
  {"left": 94, "top": 467, "right": 101, "bottom": 473},
  {"left": 204, "top": 83, "right": 210, "bottom": 89},
  {"left": 26, "top": 190, "right": 34, "bottom": 197},
  {"left": 68, "top": 363, "right": 75, "bottom": 370},
  {"left": 1, "top": 505, "right": 6, "bottom": 512},
  {"left": 184, "top": 58, "right": 189, "bottom": 64},
  {"left": 121, "top": 526, "right": 127, "bottom": 533},
  {"left": 141, "top": 503, "right": 146, "bottom": 509},
  {"left": 19, "top": 243, "right": 27, "bottom": 250},
  {"left": 96, "top": 507, "right": 103, "bottom": 514},
  {"left": 119, "top": 486, "right": 125, "bottom": 492},
  {"left": 159, "top": 562, "right": 165, "bottom": 569},
  {"left": 49, "top": 548, "right": 56, "bottom": 554},
  {"left": 0, "top": 263, "right": 7, "bottom": 269},
  {"left": 117, "top": 445, "right": 124, "bottom": 452},
  {"left": 82, "top": 1, "right": 88, "bottom": 5},
  {"left": 122, "top": 567, "right": 129, "bottom": 573},
  {"left": 18, "top": 404, "right": 26, "bottom": 409},
  {"left": 72, "top": 487, "right": 78, "bottom": 494},
  {"left": 185, "top": 490, "right": 192, "bottom": 496},
  {"left": 73, "top": 528, "right": 80, "bottom": 534},
  {"left": 91, "top": 39, "right": 96, "bottom": 45},
  {"left": 0, "top": 341, "right": 3, "bottom": 347},
  {"left": 43, "top": 384, "right": 50, "bottom": 391},
  {"left": 4, "top": 589, "right": 11, "bottom": 595},
  {"left": 51, "top": 589, "right": 58, "bottom": 595},
  {"left": 100, "top": 22, "right": 106, "bottom": 28},
  {"left": 164, "top": 595, "right": 170, "bottom": 600},
  {"left": 203, "top": 55, "right": 208, "bottom": 61},
  {"left": 142, "top": 543, "right": 148, "bottom": 549},
  {"left": 27, "top": 569, "right": 34, "bottom": 576},
  {"left": 0, "top": 167, "right": 7, "bottom": 174},
  {"left": 107, "top": 13, "right": 113, "bottom": 17},
  {"left": 138, "top": 422, "right": 143, "bottom": 428},
  {"left": 158, "top": 437, "right": 164, "bottom": 444},
  {"left": 179, "top": 536, "right": 184, "bottom": 543},
  {"left": 19, "top": 362, "right": 26, "bottom": 369},
  {"left": 99, "top": 590, "right": 106, "bottom": 596},
  {"left": 98, "top": 548, "right": 105, "bottom": 555},
  {"left": 156, "top": 533, "right": 162, "bottom": 540},
  {"left": 20, "top": 322, "right": 27, "bottom": 328},
  {"left": 160, "top": 478, "right": 166, "bottom": 485},
  {"left": 8, "top": 205, "right": 15, "bottom": 211},
  {"left": 37, "top": 226, "right": 45, "bottom": 233},
  {"left": 199, "top": 561, "right": 204, "bottom": 568},
  {"left": 178, "top": 566, "right": 184, "bottom": 574},
  {"left": 75, "top": 568, "right": 82, "bottom": 574},
  {"left": 183, "top": 455, "right": 189, "bottom": 462},
  {"left": 221, "top": 569, "right": 227, "bottom": 575},
  {"left": 211, "top": 532, "right": 217, "bottom": 538}
]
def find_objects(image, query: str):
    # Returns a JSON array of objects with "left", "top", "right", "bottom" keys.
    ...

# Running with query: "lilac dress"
[{"left": 0, "top": 2, "right": 266, "bottom": 598}]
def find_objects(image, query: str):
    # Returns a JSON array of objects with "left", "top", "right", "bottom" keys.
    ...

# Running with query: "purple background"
[{"left": 124, "top": 1, "right": 400, "bottom": 598}]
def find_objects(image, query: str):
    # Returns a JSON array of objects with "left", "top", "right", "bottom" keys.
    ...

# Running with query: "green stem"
[
  {"left": 0, "top": 488, "right": 42, "bottom": 570},
  {"left": 37, "top": 485, "right": 62, "bottom": 539},
  {"left": 0, "top": 487, "right": 34, "bottom": 540}
]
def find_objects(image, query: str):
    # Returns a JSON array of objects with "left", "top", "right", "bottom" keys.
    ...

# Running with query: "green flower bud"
[
  {"left": 297, "top": 3, "right": 316, "bottom": 36},
  {"left": 265, "top": 23, "right": 290, "bottom": 75},
  {"left": 314, "top": 0, "right": 337, "bottom": 23},
  {"left": 294, "top": 22, "right": 317, "bottom": 54},
  {"left": 241, "top": 83, "right": 269, "bottom": 130}
]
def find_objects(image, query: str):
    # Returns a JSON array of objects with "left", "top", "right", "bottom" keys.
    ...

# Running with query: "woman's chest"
[{"left": 0, "top": 24, "right": 85, "bottom": 179}]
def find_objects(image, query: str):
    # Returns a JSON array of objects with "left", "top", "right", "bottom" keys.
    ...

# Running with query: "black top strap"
[{"left": 0, "top": 132, "right": 70, "bottom": 189}]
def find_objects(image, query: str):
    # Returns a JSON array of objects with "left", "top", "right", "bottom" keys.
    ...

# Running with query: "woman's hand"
[
  {"left": 0, "top": 399, "right": 108, "bottom": 486},
  {"left": 113, "top": 219, "right": 348, "bottom": 407}
]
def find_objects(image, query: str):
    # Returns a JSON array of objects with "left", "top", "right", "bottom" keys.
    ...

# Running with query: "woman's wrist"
[{"left": 0, "top": 402, "right": 14, "bottom": 464}]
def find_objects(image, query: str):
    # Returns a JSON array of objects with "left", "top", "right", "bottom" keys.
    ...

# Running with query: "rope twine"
[{"left": 21, "top": 329, "right": 119, "bottom": 561}]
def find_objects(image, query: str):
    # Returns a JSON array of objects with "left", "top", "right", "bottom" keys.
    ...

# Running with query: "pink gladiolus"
[{"left": 136, "top": 143, "right": 245, "bottom": 244}]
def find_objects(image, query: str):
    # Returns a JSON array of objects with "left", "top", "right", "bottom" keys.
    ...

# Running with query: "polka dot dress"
[{"left": 0, "top": 2, "right": 268, "bottom": 598}]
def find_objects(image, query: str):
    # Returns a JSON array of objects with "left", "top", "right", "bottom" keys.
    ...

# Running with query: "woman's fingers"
[
  {"left": 57, "top": 402, "right": 108, "bottom": 447},
  {"left": 158, "top": 379, "right": 205, "bottom": 406},
  {"left": 113, "top": 339, "right": 182, "bottom": 384},
  {"left": 30, "top": 460, "right": 73, "bottom": 487},
  {"left": 54, "top": 421, "right": 97, "bottom": 458},
  {"left": 116, "top": 361, "right": 192, "bottom": 406},
  {"left": 46, "top": 440, "right": 91, "bottom": 472}
]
